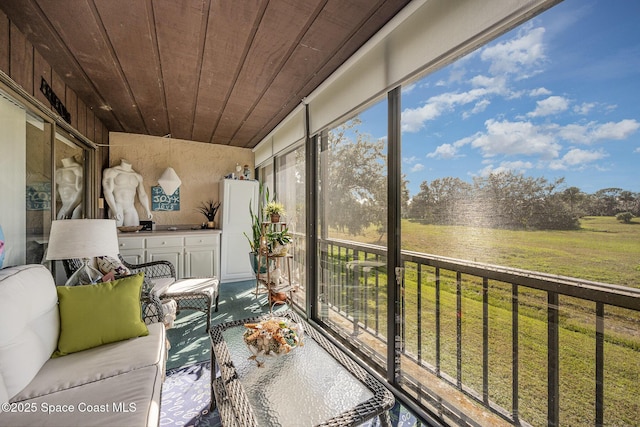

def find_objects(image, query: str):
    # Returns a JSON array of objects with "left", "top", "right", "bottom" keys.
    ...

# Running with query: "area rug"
[{"left": 160, "top": 361, "right": 220, "bottom": 427}]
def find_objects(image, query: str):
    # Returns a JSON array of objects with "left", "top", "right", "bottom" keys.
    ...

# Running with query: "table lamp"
[{"left": 46, "top": 219, "right": 120, "bottom": 286}]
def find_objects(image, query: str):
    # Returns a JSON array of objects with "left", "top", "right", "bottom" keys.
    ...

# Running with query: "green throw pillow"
[{"left": 53, "top": 272, "right": 149, "bottom": 357}]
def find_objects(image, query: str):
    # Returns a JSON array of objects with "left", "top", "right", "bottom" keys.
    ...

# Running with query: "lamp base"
[{"left": 64, "top": 258, "right": 103, "bottom": 286}]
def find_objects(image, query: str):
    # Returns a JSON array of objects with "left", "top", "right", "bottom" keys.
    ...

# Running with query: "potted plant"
[
  {"left": 245, "top": 183, "right": 269, "bottom": 273},
  {"left": 266, "top": 226, "right": 292, "bottom": 256},
  {"left": 196, "top": 200, "right": 221, "bottom": 228},
  {"left": 264, "top": 201, "right": 286, "bottom": 223}
]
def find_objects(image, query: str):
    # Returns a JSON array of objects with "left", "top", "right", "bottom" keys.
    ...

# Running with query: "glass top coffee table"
[{"left": 209, "top": 310, "right": 394, "bottom": 426}]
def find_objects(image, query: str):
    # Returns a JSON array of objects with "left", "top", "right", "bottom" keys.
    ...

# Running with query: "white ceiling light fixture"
[{"left": 158, "top": 167, "right": 181, "bottom": 195}]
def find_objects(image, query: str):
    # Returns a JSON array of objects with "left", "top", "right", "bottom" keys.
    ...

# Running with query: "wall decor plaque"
[{"left": 151, "top": 186, "right": 180, "bottom": 211}]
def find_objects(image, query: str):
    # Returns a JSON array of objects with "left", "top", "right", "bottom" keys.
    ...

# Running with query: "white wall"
[{"left": 0, "top": 94, "right": 27, "bottom": 266}]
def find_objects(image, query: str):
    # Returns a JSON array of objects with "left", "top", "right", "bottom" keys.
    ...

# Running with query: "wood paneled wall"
[{"left": 0, "top": 9, "right": 109, "bottom": 147}]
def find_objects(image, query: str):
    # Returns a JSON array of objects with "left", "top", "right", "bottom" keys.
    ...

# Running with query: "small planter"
[
  {"left": 270, "top": 244, "right": 289, "bottom": 257},
  {"left": 264, "top": 201, "right": 285, "bottom": 223},
  {"left": 207, "top": 221, "right": 216, "bottom": 229}
]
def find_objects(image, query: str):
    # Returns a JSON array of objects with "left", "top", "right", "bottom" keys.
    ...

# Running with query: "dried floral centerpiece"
[{"left": 243, "top": 317, "right": 303, "bottom": 365}]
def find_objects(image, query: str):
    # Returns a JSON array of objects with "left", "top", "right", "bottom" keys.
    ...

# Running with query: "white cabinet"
[
  {"left": 184, "top": 235, "right": 219, "bottom": 277},
  {"left": 118, "top": 238, "right": 145, "bottom": 265},
  {"left": 118, "top": 230, "right": 220, "bottom": 279},
  {"left": 219, "top": 179, "right": 259, "bottom": 282},
  {"left": 146, "top": 236, "right": 184, "bottom": 278}
]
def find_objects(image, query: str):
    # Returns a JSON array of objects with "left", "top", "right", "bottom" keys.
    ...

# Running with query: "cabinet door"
[
  {"left": 118, "top": 236, "right": 145, "bottom": 265},
  {"left": 184, "top": 234, "right": 220, "bottom": 278},
  {"left": 185, "top": 248, "right": 216, "bottom": 277},
  {"left": 120, "top": 249, "right": 145, "bottom": 265},
  {"left": 147, "top": 248, "right": 183, "bottom": 278}
]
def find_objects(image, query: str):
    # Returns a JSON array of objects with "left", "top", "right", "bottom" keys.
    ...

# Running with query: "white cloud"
[
  {"left": 527, "top": 95, "right": 570, "bottom": 117},
  {"left": 411, "top": 163, "right": 425, "bottom": 172},
  {"left": 480, "top": 25, "right": 547, "bottom": 77},
  {"left": 403, "top": 156, "right": 419, "bottom": 163},
  {"left": 635, "top": 147, "right": 640, "bottom": 153},
  {"left": 477, "top": 161, "right": 532, "bottom": 177},
  {"left": 592, "top": 119, "right": 640, "bottom": 140},
  {"left": 470, "top": 99, "right": 491, "bottom": 115},
  {"left": 427, "top": 143, "right": 458, "bottom": 159},
  {"left": 548, "top": 148, "right": 607, "bottom": 170},
  {"left": 401, "top": 103, "right": 442, "bottom": 132},
  {"left": 402, "top": 83, "right": 416, "bottom": 95},
  {"left": 559, "top": 119, "right": 640, "bottom": 144},
  {"left": 401, "top": 83, "right": 506, "bottom": 132},
  {"left": 470, "top": 119, "right": 561, "bottom": 159},
  {"left": 573, "top": 102, "right": 596, "bottom": 115},
  {"left": 530, "top": 87, "right": 552, "bottom": 97},
  {"left": 562, "top": 148, "right": 607, "bottom": 165}
]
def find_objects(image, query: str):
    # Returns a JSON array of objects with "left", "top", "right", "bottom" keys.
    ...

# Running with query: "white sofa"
[{"left": 0, "top": 264, "right": 166, "bottom": 426}]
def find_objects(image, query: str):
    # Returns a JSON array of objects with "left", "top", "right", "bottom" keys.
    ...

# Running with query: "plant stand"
[{"left": 255, "top": 222, "right": 294, "bottom": 310}]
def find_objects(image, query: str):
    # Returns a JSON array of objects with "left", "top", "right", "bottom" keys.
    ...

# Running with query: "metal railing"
[{"left": 315, "top": 237, "right": 640, "bottom": 426}]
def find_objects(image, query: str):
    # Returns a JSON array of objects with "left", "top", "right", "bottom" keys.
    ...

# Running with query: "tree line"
[
  {"left": 407, "top": 173, "right": 639, "bottom": 230},
  {"left": 324, "top": 119, "right": 638, "bottom": 234}
]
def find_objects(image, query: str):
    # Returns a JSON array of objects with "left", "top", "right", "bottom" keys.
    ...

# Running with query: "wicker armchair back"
[{"left": 62, "top": 256, "right": 176, "bottom": 324}]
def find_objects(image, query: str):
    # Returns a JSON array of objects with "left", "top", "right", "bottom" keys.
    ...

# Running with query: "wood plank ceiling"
[{"left": 0, "top": 0, "right": 410, "bottom": 148}]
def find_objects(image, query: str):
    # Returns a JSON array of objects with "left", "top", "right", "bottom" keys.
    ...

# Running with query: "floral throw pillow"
[{"left": 96, "top": 255, "right": 131, "bottom": 277}]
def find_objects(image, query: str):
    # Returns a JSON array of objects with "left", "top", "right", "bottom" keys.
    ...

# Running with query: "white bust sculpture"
[
  {"left": 55, "top": 156, "right": 83, "bottom": 219},
  {"left": 102, "top": 159, "right": 153, "bottom": 227}
]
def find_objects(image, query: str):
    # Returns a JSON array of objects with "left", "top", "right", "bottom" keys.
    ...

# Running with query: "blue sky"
[{"left": 390, "top": 0, "right": 640, "bottom": 197}]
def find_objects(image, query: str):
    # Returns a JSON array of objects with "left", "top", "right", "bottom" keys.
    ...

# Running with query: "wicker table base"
[{"left": 209, "top": 310, "right": 394, "bottom": 426}]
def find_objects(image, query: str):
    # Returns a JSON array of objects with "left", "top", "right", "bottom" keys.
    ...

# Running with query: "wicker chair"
[
  {"left": 62, "top": 256, "right": 173, "bottom": 324},
  {"left": 63, "top": 255, "right": 219, "bottom": 331}
]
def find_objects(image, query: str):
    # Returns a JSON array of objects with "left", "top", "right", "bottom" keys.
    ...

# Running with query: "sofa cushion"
[
  {"left": 11, "top": 322, "right": 165, "bottom": 401},
  {"left": 149, "top": 277, "right": 175, "bottom": 296},
  {"left": 54, "top": 273, "right": 148, "bottom": 357},
  {"left": 5, "top": 323, "right": 165, "bottom": 427},
  {"left": 0, "top": 265, "right": 59, "bottom": 403}
]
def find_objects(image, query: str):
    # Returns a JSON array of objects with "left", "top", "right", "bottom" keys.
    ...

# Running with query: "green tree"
[
  {"left": 616, "top": 212, "right": 634, "bottom": 223},
  {"left": 325, "top": 117, "right": 408, "bottom": 238}
]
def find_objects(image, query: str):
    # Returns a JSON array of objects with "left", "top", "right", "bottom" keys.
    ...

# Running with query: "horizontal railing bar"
[{"left": 321, "top": 237, "right": 640, "bottom": 310}]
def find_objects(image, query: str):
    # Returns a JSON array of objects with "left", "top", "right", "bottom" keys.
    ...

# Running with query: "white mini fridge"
[{"left": 219, "top": 179, "right": 259, "bottom": 282}]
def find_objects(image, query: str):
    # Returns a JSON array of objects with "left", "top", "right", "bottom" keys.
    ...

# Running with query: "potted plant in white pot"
[{"left": 266, "top": 226, "right": 292, "bottom": 256}]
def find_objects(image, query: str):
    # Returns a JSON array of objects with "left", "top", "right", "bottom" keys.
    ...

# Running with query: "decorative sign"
[
  {"left": 151, "top": 186, "right": 180, "bottom": 211},
  {"left": 40, "top": 77, "right": 71, "bottom": 123},
  {"left": 26, "top": 182, "right": 51, "bottom": 211}
]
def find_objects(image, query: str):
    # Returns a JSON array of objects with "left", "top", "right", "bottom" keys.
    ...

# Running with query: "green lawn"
[
  {"left": 328, "top": 216, "right": 640, "bottom": 426},
  {"left": 399, "top": 216, "right": 640, "bottom": 288},
  {"left": 330, "top": 216, "right": 640, "bottom": 288}
]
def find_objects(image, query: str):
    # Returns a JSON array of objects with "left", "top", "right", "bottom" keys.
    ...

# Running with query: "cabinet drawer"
[
  {"left": 185, "top": 235, "right": 219, "bottom": 247},
  {"left": 118, "top": 238, "right": 145, "bottom": 250},
  {"left": 146, "top": 236, "right": 183, "bottom": 248}
]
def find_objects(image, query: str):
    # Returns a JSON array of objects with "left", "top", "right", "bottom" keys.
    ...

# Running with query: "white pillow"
[{"left": 96, "top": 255, "right": 131, "bottom": 277}]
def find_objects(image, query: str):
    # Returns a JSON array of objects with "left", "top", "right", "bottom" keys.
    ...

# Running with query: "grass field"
[
  {"left": 330, "top": 216, "right": 640, "bottom": 287},
  {"left": 399, "top": 216, "right": 640, "bottom": 288},
  {"left": 327, "top": 216, "right": 640, "bottom": 425}
]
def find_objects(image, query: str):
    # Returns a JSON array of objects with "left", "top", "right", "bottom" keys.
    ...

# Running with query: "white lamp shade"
[
  {"left": 46, "top": 219, "right": 120, "bottom": 260},
  {"left": 158, "top": 167, "right": 181, "bottom": 195}
]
